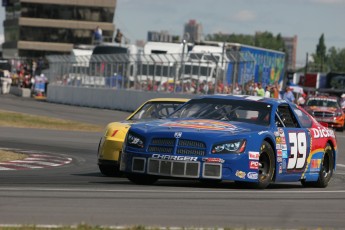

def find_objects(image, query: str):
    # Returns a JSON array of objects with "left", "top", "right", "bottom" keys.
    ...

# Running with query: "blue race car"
[{"left": 120, "top": 95, "right": 337, "bottom": 189}]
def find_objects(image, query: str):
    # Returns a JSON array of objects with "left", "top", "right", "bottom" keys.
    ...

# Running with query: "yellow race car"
[{"left": 97, "top": 98, "right": 189, "bottom": 176}]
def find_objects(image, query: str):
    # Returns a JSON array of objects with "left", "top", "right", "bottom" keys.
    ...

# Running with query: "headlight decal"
[
  {"left": 127, "top": 132, "right": 145, "bottom": 148},
  {"left": 211, "top": 139, "right": 246, "bottom": 154}
]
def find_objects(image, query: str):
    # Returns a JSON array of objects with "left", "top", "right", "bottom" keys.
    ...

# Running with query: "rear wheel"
[
  {"left": 301, "top": 144, "right": 334, "bottom": 188},
  {"left": 127, "top": 173, "right": 158, "bottom": 185}
]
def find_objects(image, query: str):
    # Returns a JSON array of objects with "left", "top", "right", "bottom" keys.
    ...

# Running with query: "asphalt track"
[{"left": 0, "top": 94, "right": 345, "bottom": 229}]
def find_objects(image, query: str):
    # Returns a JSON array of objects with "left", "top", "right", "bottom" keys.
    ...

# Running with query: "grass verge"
[
  {"left": 0, "top": 110, "right": 103, "bottom": 132},
  {"left": 0, "top": 150, "right": 27, "bottom": 162},
  {"left": 0, "top": 109, "right": 104, "bottom": 162}
]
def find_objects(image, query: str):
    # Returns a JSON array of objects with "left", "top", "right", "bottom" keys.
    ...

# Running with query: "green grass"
[{"left": 0, "top": 110, "right": 103, "bottom": 132}]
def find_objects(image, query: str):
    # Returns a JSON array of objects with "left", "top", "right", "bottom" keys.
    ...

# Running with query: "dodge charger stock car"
[
  {"left": 120, "top": 95, "right": 337, "bottom": 189},
  {"left": 97, "top": 98, "right": 188, "bottom": 176}
]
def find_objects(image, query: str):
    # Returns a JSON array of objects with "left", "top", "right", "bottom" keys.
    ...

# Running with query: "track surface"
[{"left": 0, "top": 94, "right": 345, "bottom": 229}]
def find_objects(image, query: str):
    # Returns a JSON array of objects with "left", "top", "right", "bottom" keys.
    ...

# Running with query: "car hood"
[
  {"left": 130, "top": 119, "right": 270, "bottom": 140},
  {"left": 305, "top": 106, "right": 339, "bottom": 112}
]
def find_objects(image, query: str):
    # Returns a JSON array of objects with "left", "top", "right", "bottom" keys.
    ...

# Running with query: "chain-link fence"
[{"left": 46, "top": 51, "right": 256, "bottom": 95}]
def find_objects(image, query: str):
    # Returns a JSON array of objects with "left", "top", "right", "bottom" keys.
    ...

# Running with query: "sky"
[{"left": 1, "top": 0, "right": 345, "bottom": 66}]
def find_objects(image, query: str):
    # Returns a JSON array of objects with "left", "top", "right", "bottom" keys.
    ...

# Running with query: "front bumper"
[{"left": 120, "top": 151, "right": 258, "bottom": 182}]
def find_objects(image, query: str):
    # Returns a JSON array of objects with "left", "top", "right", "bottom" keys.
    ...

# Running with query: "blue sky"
[{"left": 1, "top": 0, "right": 345, "bottom": 66}]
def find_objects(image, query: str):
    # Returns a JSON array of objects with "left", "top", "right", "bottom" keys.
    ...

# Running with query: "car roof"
[
  {"left": 146, "top": 98, "right": 189, "bottom": 103},
  {"left": 191, "top": 94, "right": 284, "bottom": 105}
]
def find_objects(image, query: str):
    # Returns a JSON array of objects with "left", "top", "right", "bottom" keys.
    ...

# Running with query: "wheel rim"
[{"left": 259, "top": 152, "right": 270, "bottom": 181}]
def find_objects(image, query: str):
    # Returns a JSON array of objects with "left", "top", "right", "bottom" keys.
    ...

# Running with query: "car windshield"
[
  {"left": 130, "top": 102, "right": 185, "bottom": 120},
  {"left": 169, "top": 98, "right": 272, "bottom": 126},
  {"left": 306, "top": 99, "right": 339, "bottom": 108}
]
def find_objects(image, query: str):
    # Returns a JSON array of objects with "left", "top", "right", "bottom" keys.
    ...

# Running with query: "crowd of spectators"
[
  {"left": 137, "top": 78, "right": 284, "bottom": 99},
  {"left": 0, "top": 58, "right": 48, "bottom": 96}
]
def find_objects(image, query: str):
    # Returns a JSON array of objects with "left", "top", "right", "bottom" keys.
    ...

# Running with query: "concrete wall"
[
  {"left": 9, "top": 86, "right": 31, "bottom": 98},
  {"left": 46, "top": 85, "right": 195, "bottom": 112}
]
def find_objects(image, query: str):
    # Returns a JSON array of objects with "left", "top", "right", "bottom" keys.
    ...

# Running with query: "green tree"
[
  {"left": 205, "top": 31, "right": 285, "bottom": 52},
  {"left": 327, "top": 47, "right": 345, "bottom": 72},
  {"left": 312, "top": 34, "right": 327, "bottom": 72}
]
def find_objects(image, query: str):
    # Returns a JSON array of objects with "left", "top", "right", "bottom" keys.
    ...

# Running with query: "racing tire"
[
  {"left": 127, "top": 173, "right": 158, "bottom": 185},
  {"left": 235, "top": 141, "right": 275, "bottom": 189},
  {"left": 301, "top": 144, "right": 334, "bottom": 188},
  {"left": 99, "top": 165, "right": 121, "bottom": 177}
]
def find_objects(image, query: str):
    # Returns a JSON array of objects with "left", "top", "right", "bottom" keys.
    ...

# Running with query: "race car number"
[{"left": 287, "top": 132, "right": 307, "bottom": 170}]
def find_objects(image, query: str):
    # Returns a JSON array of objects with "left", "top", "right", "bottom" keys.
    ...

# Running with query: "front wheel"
[
  {"left": 257, "top": 141, "right": 275, "bottom": 189},
  {"left": 301, "top": 143, "right": 334, "bottom": 188},
  {"left": 235, "top": 141, "right": 275, "bottom": 189}
]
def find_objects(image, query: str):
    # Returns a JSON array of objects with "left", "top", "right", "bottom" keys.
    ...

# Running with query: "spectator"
[
  {"left": 283, "top": 86, "right": 295, "bottom": 103},
  {"left": 93, "top": 26, "right": 103, "bottom": 44},
  {"left": 271, "top": 86, "right": 280, "bottom": 99},
  {"left": 264, "top": 85, "right": 271, "bottom": 98},
  {"left": 297, "top": 93, "right": 307, "bottom": 105},
  {"left": 253, "top": 82, "right": 258, "bottom": 96},
  {"left": 233, "top": 83, "right": 242, "bottom": 95},
  {"left": 256, "top": 83, "right": 265, "bottom": 97}
]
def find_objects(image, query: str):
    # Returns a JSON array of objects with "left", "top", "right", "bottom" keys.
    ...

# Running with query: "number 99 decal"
[{"left": 287, "top": 132, "right": 308, "bottom": 170}]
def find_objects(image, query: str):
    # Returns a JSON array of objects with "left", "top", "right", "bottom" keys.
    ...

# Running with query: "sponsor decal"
[
  {"left": 278, "top": 128, "right": 284, "bottom": 135},
  {"left": 279, "top": 163, "right": 283, "bottom": 174},
  {"left": 276, "top": 137, "right": 281, "bottom": 144},
  {"left": 202, "top": 158, "right": 225, "bottom": 163},
  {"left": 310, "top": 127, "right": 335, "bottom": 139},
  {"left": 258, "top": 131, "right": 269, "bottom": 135},
  {"left": 274, "top": 131, "right": 280, "bottom": 137},
  {"left": 248, "top": 151, "right": 260, "bottom": 160},
  {"left": 281, "top": 137, "right": 286, "bottom": 144},
  {"left": 282, "top": 159, "right": 287, "bottom": 169},
  {"left": 247, "top": 172, "right": 258, "bottom": 180},
  {"left": 281, "top": 144, "right": 287, "bottom": 150},
  {"left": 249, "top": 161, "right": 259, "bottom": 170},
  {"left": 277, "top": 149, "right": 282, "bottom": 157},
  {"left": 160, "top": 119, "right": 245, "bottom": 132},
  {"left": 174, "top": 132, "right": 182, "bottom": 138},
  {"left": 277, "top": 156, "right": 283, "bottom": 163},
  {"left": 276, "top": 144, "right": 281, "bottom": 150},
  {"left": 282, "top": 150, "right": 288, "bottom": 158},
  {"left": 235, "top": 170, "right": 246, "bottom": 179},
  {"left": 152, "top": 154, "right": 197, "bottom": 161},
  {"left": 311, "top": 159, "right": 321, "bottom": 169}
]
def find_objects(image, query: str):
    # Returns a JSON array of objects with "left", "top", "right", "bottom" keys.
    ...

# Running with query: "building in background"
[
  {"left": 183, "top": 19, "right": 203, "bottom": 43},
  {"left": 283, "top": 35, "right": 298, "bottom": 70},
  {"left": 147, "top": 31, "right": 173, "bottom": 43},
  {"left": 1, "top": 0, "right": 116, "bottom": 58}
]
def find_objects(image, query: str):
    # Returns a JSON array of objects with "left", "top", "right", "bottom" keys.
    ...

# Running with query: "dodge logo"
[{"left": 174, "top": 132, "right": 182, "bottom": 138}]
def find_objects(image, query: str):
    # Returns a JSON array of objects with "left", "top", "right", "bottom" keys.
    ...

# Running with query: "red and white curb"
[{"left": 0, "top": 153, "right": 72, "bottom": 171}]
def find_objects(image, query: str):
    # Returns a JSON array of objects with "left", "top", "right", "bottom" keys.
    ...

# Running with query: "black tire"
[
  {"left": 127, "top": 173, "right": 158, "bottom": 185},
  {"left": 235, "top": 141, "right": 275, "bottom": 189},
  {"left": 301, "top": 144, "right": 334, "bottom": 188},
  {"left": 99, "top": 165, "right": 121, "bottom": 177}
]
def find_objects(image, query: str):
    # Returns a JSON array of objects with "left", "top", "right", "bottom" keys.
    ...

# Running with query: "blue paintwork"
[{"left": 120, "top": 95, "right": 337, "bottom": 185}]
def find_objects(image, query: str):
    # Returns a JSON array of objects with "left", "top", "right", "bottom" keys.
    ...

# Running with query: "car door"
[{"left": 274, "top": 104, "right": 311, "bottom": 181}]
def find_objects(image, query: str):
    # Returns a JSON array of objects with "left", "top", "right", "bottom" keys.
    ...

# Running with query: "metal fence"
[{"left": 46, "top": 51, "right": 255, "bottom": 94}]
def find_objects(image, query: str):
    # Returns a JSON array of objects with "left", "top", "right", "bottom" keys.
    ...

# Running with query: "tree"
[
  {"left": 312, "top": 34, "right": 327, "bottom": 72},
  {"left": 205, "top": 31, "right": 285, "bottom": 52},
  {"left": 327, "top": 47, "right": 345, "bottom": 72}
]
